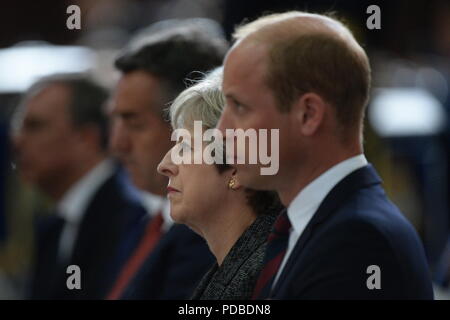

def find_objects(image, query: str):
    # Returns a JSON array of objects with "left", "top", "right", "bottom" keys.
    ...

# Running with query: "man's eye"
[
  {"left": 234, "top": 102, "right": 246, "bottom": 113},
  {"left": 127, "top": 120, "right": 146, "bottom": 130},
  {"left": 24, "top": 120, "right": 45, "bottom": 131}
]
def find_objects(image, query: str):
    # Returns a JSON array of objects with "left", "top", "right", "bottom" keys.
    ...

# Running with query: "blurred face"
[
  {"left": 109, "top": 71, "right": 173, "bottom": 194},
  {"left": 157, "top": 128, "right": 231, "bottom": 232},
  {"left": 12, "top": 84, "right": 82, "bottom": 192},
  {"left": 217, "top": 40, "right": 295, "bottom": 190}
]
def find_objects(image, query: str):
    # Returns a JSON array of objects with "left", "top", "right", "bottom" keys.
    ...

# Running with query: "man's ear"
[{"left": 291, "top": 92, "right": 327, "bottom": 136}]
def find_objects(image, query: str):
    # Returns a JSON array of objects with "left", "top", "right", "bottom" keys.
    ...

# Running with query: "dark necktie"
[
  {"left": 252, "top": 210, "right": 291, "bottom": 299},
  {"left": 106, "top": 211, "right": 164, "bottom": 300}
]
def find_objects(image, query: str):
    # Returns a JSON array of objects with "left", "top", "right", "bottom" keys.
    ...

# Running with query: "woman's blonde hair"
[
  {"left": 170, "top": 66, "right": 224, "bottom": 130},
  {"left": 167, "top": 66, "right": 284, "bottom": 217}
]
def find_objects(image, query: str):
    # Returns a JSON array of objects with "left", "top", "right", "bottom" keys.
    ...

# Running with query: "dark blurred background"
[{"left": 0, "top": 0, "right": 449, "bottom": 299}]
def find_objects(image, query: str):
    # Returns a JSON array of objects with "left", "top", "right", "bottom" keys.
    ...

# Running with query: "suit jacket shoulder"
[
  {"left": 272, "top": 165, "right": 434, "bottom": 300},
  {"left": 70, "top": 168, "right": 147, "bottom": 298},
  {"left": 121, "top": 223, "right": 215, "bottom": 299},
  {"left": 30, "top": 167, "right": 147, "bottom": 299}
]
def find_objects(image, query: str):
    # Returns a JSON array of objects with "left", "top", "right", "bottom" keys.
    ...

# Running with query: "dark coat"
[
  {"left": 261, "top": 165, "right": 434, "bottom": 300},
  {"left": 192, "top": 213, "right": 276, "bottom": 300},
  {"left": 29, "top": 168, "right": 147, "bottom": 299},
  {"left": 117, "top": 222, "right": 215, "bottom": 300}
]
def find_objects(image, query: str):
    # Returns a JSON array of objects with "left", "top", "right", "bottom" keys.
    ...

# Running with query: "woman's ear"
[{"left": 228, "top": 169, "right": 242, "bottom": 190}]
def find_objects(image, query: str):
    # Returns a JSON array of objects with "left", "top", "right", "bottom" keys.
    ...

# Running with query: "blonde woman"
[{"left": 157, "top": 67, "right": 283, "bottom": 299}]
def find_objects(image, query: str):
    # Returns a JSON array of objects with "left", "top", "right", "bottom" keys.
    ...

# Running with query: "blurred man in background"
[
  {"left": 106, "top": 18, "right": 228, "bottom": 299},
  {"left": 11, "top": 74, "right": 146, "bottom": 299}
]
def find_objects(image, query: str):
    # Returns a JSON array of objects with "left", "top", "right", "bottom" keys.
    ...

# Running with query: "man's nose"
[
  {"left": 109, "top": 120, "right": 131, "bottom": 156},
  {"left": 216, "top": 108, "right": 233, "bottom": 135}
]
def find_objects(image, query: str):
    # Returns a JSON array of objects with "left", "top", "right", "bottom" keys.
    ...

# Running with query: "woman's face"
[{"left": 157, "top": 128, "right": 231, "bottom": 232}]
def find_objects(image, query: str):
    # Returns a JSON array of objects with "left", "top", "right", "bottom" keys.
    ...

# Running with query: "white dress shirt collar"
[
  {"left": 56, "top": 158, "right": 115, "bottom": 262},
  {"left": 287, "top": 154, "right": 368, "bottom": 235},
  {"left": 139, "top": 191, "right": 173, "bottom": 232}
]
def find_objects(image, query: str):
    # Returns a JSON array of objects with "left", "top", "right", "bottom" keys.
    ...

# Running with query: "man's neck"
[
  {"left": 278, "top": 148, "right": 363, "bottom": 206},
  {"left": 47, "top": 155, "right": 106, "bottom": 201}
]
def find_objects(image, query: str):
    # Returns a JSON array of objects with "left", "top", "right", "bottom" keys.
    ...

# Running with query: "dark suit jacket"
[
  {"left": 29, "top": 167, "right": 147, "bottom": 299},
  {"left": 192, "top": 213, "right": 277, "bottom": 300},
  {"left": 264, "top": 165, "right": 434, "bottom": 300},
  {"left": 116, "top": 221, "right": 215, "bottom": 300}
]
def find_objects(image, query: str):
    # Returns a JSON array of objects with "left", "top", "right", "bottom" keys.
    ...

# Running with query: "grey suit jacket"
[{"left": 191, "top": 213, "right": 277, "bottom": 300}]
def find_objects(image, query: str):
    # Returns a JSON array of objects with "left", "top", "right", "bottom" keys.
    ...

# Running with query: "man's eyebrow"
[
  {"left": 225, "top": 93, "right": 241, "bottom": 103},
  {"left": 24, "top": 115, "right": 46, "bottom": 123},
  {"left": 225, "top": 94, "right": 247, "bottom": 107},
  {"left": 225, "top": 93, "right": 236, "bottom": 100},
  {"left": 115, "top": 111, "right": 139, "bottom": 119}
]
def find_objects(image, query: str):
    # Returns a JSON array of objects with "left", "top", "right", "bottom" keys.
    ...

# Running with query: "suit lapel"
[{"left": 271, "top": 164, "right": 382, "bottom": 296}]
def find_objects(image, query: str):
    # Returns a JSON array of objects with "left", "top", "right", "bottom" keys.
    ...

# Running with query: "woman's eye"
[
  {"left": 180, "top": 141, "right": 193, "bottom": 151},
  {"left": 176, "top": 142, "right": 194, "bottom": 159}
]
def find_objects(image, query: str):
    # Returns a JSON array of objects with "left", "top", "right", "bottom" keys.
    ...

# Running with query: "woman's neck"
[{"left": 202, "top": 201, "right": 257, "bottom": 266}]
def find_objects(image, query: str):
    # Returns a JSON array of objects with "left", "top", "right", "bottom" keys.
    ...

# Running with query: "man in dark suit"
[
  {"left": 217, "top": 11, "right": 434, "bottom": 299},
  {"left": 106, "top": 19, "right": 227, "bottom": 299},
  {"left": 12, "top": 75, "right": 146, "bottom": 299}
]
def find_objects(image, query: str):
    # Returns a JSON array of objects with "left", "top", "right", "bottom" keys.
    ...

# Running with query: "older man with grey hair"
[{"left": 12, "top": 74, "right": 146, "bottom": 299}]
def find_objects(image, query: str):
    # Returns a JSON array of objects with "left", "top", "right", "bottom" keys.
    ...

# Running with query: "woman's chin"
[
  {"left": 170, "top": 210, "right": 200, "bottom": 233},
  {"left": 169, "top": 209, "right": 185, "bottom": 224}
]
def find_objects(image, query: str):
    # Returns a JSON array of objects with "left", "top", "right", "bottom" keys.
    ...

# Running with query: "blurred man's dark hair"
[{"left": 115, "top": 18, "right": 228, "bottom": 103}]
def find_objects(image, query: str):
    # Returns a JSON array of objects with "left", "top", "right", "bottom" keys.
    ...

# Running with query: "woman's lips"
[{"left": 167, "top": 186, "right": 180, "bottom": 193}]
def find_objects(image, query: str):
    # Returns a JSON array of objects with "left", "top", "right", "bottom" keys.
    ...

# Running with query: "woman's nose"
[{"left": 157, "top": 148, "right": 178, "bottom": 177}]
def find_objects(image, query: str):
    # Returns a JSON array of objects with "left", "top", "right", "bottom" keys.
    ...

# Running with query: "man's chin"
[
  {"left": 133, "top": 179, "right": 150, "bottom": 192},
  {"left": 127, "top": 172, "right": 148, "bottom": 191},
  {"left": 134, "top": 178, "right": 165, "bottom": 196},
  {"left": 18, "top": 170, "right": 37, "bottom": 186}
]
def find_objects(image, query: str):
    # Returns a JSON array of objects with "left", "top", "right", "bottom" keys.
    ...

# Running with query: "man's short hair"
[
  {"left": 233, "top": 12, "right": 371, "bottom": 133},
  {"left": 19, "top": 73, "right": 109, "bottom": 149},
  {"left": 115, "top": 18, "right": 228, "bottom": 103}
]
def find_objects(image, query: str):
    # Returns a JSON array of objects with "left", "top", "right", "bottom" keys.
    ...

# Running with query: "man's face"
[
  {"left": 217, "top": 41, "right": 295, "bottom": 190},
  {"left": 109, "top": 70, "right": 173, "bottom": 195},
  {"left": 12, "top": 84, "right": 82, "bottom": 190}
]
